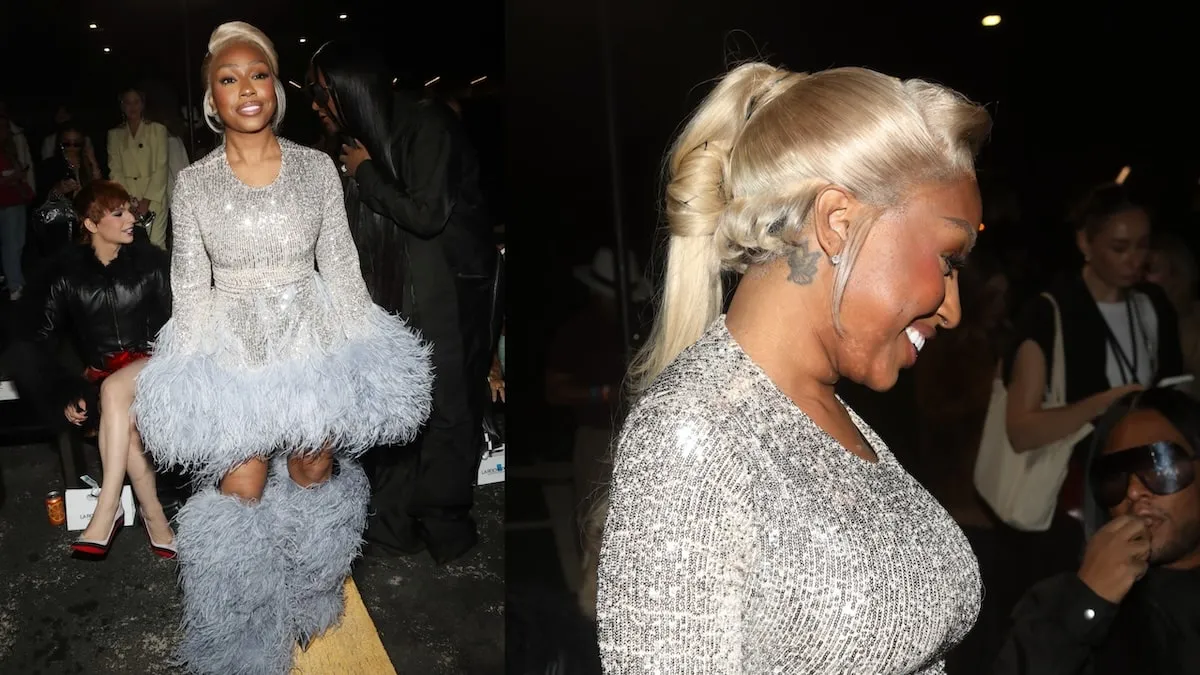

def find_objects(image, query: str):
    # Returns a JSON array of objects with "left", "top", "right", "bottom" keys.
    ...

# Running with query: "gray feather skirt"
[{"left": 132, "top": 272, "right": 434, "bottom": 485}]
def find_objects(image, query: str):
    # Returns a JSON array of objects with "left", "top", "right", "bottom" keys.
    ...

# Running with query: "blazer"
[{"left": 107, "top": 121, "right": 168, "bottom": 205}]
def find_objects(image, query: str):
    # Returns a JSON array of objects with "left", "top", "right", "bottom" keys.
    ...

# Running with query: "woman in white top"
[{"left": 1001, "top": 183, "right": 1182, "bottom": 598}]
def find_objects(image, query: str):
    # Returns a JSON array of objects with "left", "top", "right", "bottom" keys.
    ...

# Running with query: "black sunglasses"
[
  {"left": 304, "top": 81, "right": 331, "bottom": 106},
  {"left": 61, "top": 141, "right": 82, "bottom": 148},
  {"left": 1091, "top": 440, "right": 1198, "bottom": 508}
]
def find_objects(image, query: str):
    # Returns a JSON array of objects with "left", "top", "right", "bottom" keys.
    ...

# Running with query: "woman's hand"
[
  {"left": 64, "top": 399, "right": 88, "bottom": 426},
  {"left": 338, "top": 139, "right": 371, "bottom": 177},
  {"left": 1093, "top": 383, "right": 1145, "bottom": 418},
  {"left": 488, "top": 357, "right": 505, "bottom": 402},
  {"left": 54, "top": 178, "right": 79, "bottom": 196}
]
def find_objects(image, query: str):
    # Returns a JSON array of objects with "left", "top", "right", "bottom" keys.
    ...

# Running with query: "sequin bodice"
[
  {"left": 596, "top": 317, "right": 981, "bottom": 674},
  {"left": 167, "top": 139, "right": 374, "bottom": 365}
]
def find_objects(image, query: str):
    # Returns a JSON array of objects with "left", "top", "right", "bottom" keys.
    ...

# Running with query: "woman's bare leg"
[
  {"left": 287, "top": 445, "right": 334, "bottom": 487},
  {"left": 174, "top": 456, "right": 291, "bottom": 674},
  {"left": 220, "top": 458, "right": 269, "bottom": 501},
  {"left": 124, "top": 428, "right": 173, "bottom": 544},
  {"left": 81, "top": 359, "right": 148, "bottom": 540}
]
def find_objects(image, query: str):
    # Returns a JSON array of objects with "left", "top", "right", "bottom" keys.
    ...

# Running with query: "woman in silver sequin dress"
[
  {"left": 593, "top": 64, "right": 991, "bottom": 673},
  {"left": 131, "top": 22, "right": 432, "bottom": 675}
]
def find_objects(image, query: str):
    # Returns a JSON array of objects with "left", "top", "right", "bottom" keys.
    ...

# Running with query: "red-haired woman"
[{"left": 1, "top": 179, "right": 176, "bottom": 559}]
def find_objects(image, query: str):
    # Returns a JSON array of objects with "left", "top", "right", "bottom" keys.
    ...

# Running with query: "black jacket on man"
[
  {"left": 992, "top": 434, "right": 1200, "bottom": 675},
  {"left": 344, "top": 91, "right": 496, "bottom": 561}
]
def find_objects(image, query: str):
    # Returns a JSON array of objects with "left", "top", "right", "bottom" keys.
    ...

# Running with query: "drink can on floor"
[{"left": 46, "top": 491, "right": 66, "bottom": 526}]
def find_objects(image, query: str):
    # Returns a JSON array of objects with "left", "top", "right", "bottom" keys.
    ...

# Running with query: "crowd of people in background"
[{"left": 0, "top": 24, "right": 504, "bottom": 675}]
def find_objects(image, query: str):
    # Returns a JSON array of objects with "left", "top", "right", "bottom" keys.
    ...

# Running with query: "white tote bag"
[
  {"left": 64, "top": 475, "right": 135, "bottom": 532},
  {"left": 974, "top": 293, "right": 1093, "bottom": 532}
]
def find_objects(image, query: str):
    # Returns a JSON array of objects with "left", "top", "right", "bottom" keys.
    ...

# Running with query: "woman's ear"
[
  {"left": 1076, "top": 229, "right": 1092, "bottom": 262},
  {"left": 810, "top": 186, "right": 852, "bottom": 260}
]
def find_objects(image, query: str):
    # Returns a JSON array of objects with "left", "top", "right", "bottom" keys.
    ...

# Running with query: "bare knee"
[
  {"left": 220, "top": 458, "right": 269, "bottom": 502},
  {"left": 288, "top": 451, "right": 334, "bottom": 488},
  {"left": 99, "top": 375, "right": 131, "bottom": 408}
]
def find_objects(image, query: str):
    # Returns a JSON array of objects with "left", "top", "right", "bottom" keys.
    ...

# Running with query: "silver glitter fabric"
[
  {"left": 133, "top": 139, "right": 433, "bottom": 485},
  {"left": 597, "top": 316, "right": 980, "bottom": 674}
]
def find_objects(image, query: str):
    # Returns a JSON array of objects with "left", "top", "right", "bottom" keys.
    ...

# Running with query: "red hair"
[{"left": 73, "top": 180, "right": 131, "bottom": 241}]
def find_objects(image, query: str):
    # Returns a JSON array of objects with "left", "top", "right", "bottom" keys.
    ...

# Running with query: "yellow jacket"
[{"left": 107, "top": 121, "right": 168, "bottom": 205}]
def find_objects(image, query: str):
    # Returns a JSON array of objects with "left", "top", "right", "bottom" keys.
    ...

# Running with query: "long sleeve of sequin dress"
[
  {"left": 132, "top": 139, "right": 433, "bottom": 485},
  {"left": 597, "top": 402, "right": 755, "bottom": 673}
]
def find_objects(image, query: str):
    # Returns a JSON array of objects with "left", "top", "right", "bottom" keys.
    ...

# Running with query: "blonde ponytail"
[{"left": 628, "top": 63, "right": 804, "bottom": 394}]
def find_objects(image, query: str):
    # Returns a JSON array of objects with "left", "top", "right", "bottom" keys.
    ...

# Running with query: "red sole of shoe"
[
  {"left": 71, "top": 544, "right": 109, "bottom": 556},
  {"left": 151, "top": 549, "right": 177, "bottom": 559}
]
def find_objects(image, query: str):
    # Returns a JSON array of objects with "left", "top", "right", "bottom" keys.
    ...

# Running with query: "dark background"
[
  {"left": 0, "top": 0, "right": 505, "bottom": 219},
  {"left": 507, "top": 0, "right": 1200, "bottom": 444}
]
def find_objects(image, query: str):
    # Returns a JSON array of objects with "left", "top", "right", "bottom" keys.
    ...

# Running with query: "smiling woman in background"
[{"left": 2, "top": 180, "right": 174, "bottom": 561}]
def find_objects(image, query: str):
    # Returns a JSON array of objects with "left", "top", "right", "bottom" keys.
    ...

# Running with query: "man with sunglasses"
[{"left": 993, "top": 386, "right": 1200, "bottom": 674}]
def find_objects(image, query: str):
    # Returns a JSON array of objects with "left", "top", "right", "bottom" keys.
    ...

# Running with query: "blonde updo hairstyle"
[
  {"left": 578, "top": 63, "right": 991, "bottom": 620},
  {"left": 201, "top": 21, "right": 287, "bottom": 134},
  {"left": 630, "top": 62, "right": 991, "bottom": 394}
]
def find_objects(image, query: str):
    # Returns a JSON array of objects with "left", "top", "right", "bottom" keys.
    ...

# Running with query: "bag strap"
[{"left": 1041, "top": 292, "right": 1068, "bottom": 405}]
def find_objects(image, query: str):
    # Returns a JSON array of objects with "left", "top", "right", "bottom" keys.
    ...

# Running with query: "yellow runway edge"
[{"left": 290, "top": 577, "right": 396, "bottom": 674}]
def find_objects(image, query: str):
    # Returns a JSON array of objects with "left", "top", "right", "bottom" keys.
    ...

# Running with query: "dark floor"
[{"left": 0, "top": 441, "right": 504, "bottom": 675}]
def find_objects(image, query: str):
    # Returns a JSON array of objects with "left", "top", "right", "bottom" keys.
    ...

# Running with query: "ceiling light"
[
  {"left": 103, "top": 47, "right": 111, "bottom": 53},
  {"left": 88, "top": 23, "right": 98, "bottom": 29},
  {"left": 470, "top": 75, "right": 487, "bottom": 85},
  {"left": 424, "top": 76, "right": 441, "bottom": 87},
  {"left": 339, "top": 13, "right": 348, "bottom": 19},
  {"left": 299, "top": 37, "right": 307, "bottom": 43},
  {"left": 978, "top": 223, "right": 986, "bottom": 232},
  {"left": 392, "top": 77, "right": 399, "bottom": 85},
  {"left": 1116, "top": 165, "right": 1131, "bottom": 185},
  {"left": 981, "top": 15, "right": 1001, "bottom": 27}
]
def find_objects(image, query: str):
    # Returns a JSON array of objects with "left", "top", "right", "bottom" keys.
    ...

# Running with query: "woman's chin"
[{"left": 221, "top": 115, "right": 273, "bottom": 135}]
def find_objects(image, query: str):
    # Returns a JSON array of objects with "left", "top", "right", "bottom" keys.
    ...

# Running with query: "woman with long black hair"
[
  {"left": 32, "top": 121, "right": 101, "bottom": 257},
  {"left": 307, "top": 42, "right": 497, "bottom": 564}
]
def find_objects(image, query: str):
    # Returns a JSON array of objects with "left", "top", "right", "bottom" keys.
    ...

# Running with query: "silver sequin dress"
[
  {"left": 596, "top": 317, "right": 981, "bottom": 674},
  {"left": 132, "top": 139, "right": 433, "bottom": 484}
]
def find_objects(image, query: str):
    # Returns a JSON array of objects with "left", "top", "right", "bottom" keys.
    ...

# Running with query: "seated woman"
[
  {"left": 31, "top": 121, "right": 100, "bottom": 257},
  {"left": 2, "top": 179, "right": 175, "bottom": 558}
]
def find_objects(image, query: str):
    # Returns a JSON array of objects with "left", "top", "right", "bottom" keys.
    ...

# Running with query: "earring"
[{"left": 830, "top": 254, "right": 841, "bottom": 265}]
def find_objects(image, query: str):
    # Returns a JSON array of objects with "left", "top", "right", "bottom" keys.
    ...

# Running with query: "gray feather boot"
[
  {"left": 268, "top": 456, "right": 370, "bottom": 648},
  {"left": 173, "top": 489, "right": 293, "bottom": 675}
]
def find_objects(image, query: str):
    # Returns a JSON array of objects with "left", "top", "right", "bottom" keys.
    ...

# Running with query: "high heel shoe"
[
  {"left": 142, "top": 516, "right": 177, "bottom": 560},
  {"left": 70, "top": 505, "right": 125, "bottom": 557}
]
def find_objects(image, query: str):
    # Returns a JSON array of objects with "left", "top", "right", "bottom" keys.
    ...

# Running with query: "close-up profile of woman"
[
  {"left": 129, "top": 21, "right": 433, "bottom": 675},
  {"left": 592, "top": 62, "right": 992, "bottom": 673}
]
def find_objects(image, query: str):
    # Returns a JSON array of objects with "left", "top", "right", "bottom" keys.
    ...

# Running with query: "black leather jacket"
[
  {"left": 1, "top": 227, "right": 169, "bottom": 429},
  {"left": 29, "top": 227, "right": 170, "bottom": 366}
]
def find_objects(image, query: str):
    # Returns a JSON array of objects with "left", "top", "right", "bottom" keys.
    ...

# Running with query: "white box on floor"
[
  {"left": 64, "top": 485, "right": 135, "bottom": 531},
  {"left": 478, "top": 447, "right": 505, "bottom": 486}
]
